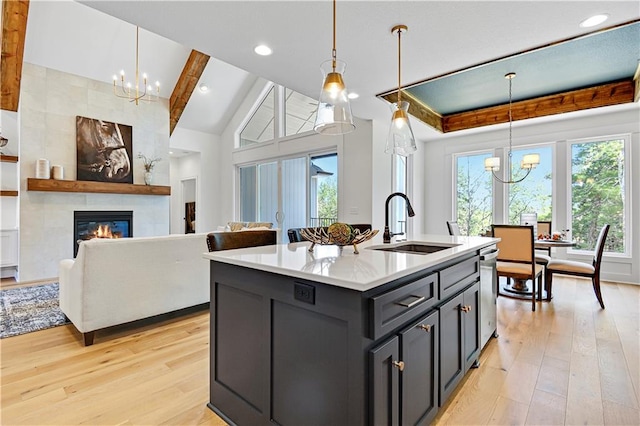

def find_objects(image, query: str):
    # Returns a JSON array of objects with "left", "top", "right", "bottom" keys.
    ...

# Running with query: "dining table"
[{"left": 534, "top": 239, "right": 577, "bottom": 249}]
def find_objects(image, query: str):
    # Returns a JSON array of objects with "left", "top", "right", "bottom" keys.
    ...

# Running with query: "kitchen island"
[{"left": 204, "top": 234, "right": 498, "bottom": 426}]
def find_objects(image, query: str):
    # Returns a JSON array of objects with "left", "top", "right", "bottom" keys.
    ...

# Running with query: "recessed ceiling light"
[
  {"left": 579, "top": 14, "right": 609, "bottom": 28},
  {"left": 347, "top": 92, "right": 359, "bottom": 99},
  {"left": 199, "top": 83, "right": 209, "bottom": 93},
  {"left": 169, "top": 151, "right": 174, "bottom": 155},
  {"left": 254, "top": 45, "right": 273, "bottom": 56}
]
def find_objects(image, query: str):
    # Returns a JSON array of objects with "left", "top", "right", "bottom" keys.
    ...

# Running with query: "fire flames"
[{"left": 90, "top": 224, "right": 121, "bottom": 239}]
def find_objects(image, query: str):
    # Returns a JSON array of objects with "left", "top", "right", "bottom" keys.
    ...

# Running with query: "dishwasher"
[{"left": 479, "top": 245, "right": 499, "bottom": 349}]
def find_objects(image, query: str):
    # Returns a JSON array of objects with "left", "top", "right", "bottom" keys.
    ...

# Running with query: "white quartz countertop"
[{"left": 204, "top": 234, "right": 499, "bottom": 292}]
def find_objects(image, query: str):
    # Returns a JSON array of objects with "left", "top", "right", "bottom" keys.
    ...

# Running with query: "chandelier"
[
  {"left": 385, "top": 24, "right": 416, "bottom": 157},
  {"left": 484, "top": 73, "right": 540, "bottom": 183},
  {"left": 113, "top": 26, "right": 160, "bottom": 105},
  {"left": 313, "top": 0, "right": 355, "bottom": 135}
]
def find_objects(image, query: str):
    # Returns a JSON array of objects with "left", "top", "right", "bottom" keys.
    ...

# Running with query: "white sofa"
[{"left": 59, "top": 233, "right": 209, "bottom": 345}]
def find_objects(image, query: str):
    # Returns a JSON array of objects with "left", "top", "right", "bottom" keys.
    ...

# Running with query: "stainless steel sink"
[{"left": 370, "top": 243, "right": 460, "bottom": 255}]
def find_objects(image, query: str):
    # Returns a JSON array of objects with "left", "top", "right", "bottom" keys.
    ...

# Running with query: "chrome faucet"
[{"left": 383, "top": 192, "right": 416, "bottom": 243}]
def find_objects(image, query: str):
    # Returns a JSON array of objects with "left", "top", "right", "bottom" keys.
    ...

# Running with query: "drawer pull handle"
[
  {"left": 418, "top": 324, "right": 432, "bottom": 332},
  {"left": 460, "top": 305, "right": 472, "bottom": 313},
  {"left": 392, "top": 360, "right": 405, "bottom": 371},
  {"left": 396, "top": 295, "right": 425, "bottom": 308}
]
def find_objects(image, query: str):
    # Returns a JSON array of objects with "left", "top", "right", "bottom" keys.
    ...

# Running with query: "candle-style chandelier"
[{"left": 113, "top": 26, "right": 160, "bottom": 105}]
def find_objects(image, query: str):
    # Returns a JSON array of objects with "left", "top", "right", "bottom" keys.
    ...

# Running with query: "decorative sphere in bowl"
[{"left": 327, "top": 222, "right": 354, "bottom": 245}]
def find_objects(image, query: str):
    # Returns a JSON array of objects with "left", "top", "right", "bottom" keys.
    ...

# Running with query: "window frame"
[{"left": 566, "top": 133, "right": 631, "bottom": 258}]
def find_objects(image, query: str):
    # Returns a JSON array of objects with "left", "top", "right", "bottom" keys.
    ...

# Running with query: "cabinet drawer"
[
  {"left": 439, "top": 256, "right": 479, "bottom": 301},
  {"left": 370, "top": 273, "right": 438, "bottom": 340}
]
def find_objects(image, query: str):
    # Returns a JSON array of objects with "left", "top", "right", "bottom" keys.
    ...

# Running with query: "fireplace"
[{"left": 74, "top": 211, "right": 133, "bottom": 256}]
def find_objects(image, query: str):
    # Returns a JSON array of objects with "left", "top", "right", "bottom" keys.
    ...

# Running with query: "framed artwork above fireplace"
[{"left": 76, "top": 116, "right": 133, "bottom": 184}]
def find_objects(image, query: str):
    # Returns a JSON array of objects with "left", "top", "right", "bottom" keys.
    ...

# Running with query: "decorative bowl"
[{"left": 300, "top": 224, "right": 379, "bottom": 254}]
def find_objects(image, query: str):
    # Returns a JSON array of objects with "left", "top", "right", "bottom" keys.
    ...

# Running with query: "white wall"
[
  {"left": 19, "top": 63, "right": 170, "bottom": 282},
  {"left": 169, "top": 153, "right": 201, "bottom": 234},
  {"left": 169, "top": 127, "right": 220, "bottom": 233},
  {"left": 421, "top": 105, "right": 640, "bottom": 285}
]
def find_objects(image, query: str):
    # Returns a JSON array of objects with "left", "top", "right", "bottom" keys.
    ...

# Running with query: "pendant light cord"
[
  {"left": 397, "top": 27, "right": 402, "bottom": 104},
  {"left": 332, "top": 0, "right": 337, "bottom": 72},
  {"left": 507, "top": 74, "right": 513, "bottom": 179},
  {"left": 135, "top": 26, "right": 140, "bottom": 100}
]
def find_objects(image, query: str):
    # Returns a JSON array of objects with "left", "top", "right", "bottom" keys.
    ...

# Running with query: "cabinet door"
[
  {"left": 438, "top": 292, "right": 464, "bottom": 405},
  {"left": 400, "top": 310, "right": 439, "bottom": 426},
  {"left": 370, "top": 336, "right": 400, "bottom": 426},
  {"left": 463, "top": 282, "right": 481, "bottom": 370}
]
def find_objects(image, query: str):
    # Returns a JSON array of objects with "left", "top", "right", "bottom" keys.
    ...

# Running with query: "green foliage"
[
  {"left": 317, "top": 177, "right": 338, "bottom": 219},
  {"left": 571, "top": 140, "right": 624, "bottom": 252},
  {"left": 456, "top": 156, "right": 492, "bottom": 236}
]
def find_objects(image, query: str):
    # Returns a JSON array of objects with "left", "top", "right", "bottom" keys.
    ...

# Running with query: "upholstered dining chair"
[
  {"left": 207, "top": 230, "right": 277, "bottom": 252},
  {"left": 492, "top": 225, "right": 544, "bottom": 311},
  {"left": 536, "top": 221, "right": 553, "bottom": 255},
  {"left": 545, "top": 224, "right": 610, "bottom": 308},
  {"left": 446, "top": 221, "right": 461, "bottom": 236}
]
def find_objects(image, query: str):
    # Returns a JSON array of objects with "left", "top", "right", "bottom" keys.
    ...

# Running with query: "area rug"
[{"left": 0, "top": 282, "right": 69, "bottom": 338}]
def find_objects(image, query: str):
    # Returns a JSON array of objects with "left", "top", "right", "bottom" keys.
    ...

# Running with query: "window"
[
  {"left": 239, "top": 153, "right": 338, "bottom": 242},
  {"left": 389, "top": 154, "right": 408, "bottom": 235},
  {"left": 239, "top": 162, "right": 277, "bottom": 223},
  {"left": 239, "top": 86, "right": 275, "bottom": 147},
  {"left": 507, "top": 146, "right": 553, "bottom": 224},
  {"left": 310, "top": 153, "right": 338, "bottom": 227},
  {"left": 570, "top": 136, "right": 627, "bottom": 254},
  {"left": 455, "top": 152, "right": 493, "bottom": 236},
  {"left": 285, "top": 89, "right": 317, "bottom": 137}
]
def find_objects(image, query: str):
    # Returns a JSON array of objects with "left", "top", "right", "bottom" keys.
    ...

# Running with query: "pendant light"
[
  {"left": 385, "top": 25, "right": 417, "bottom": 157},
  {"left": 484, "top": 73, "right": 540, "bottom": 183},
  {"left": 313, "top": 0, "right": 355, "bottom": 135}
]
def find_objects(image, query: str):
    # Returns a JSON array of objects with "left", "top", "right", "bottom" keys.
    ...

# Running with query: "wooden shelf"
[
  {"left": 1, "top": 155, "right": 18, "bottom": 163},
  {"left": 1, "top": 190, "right": 19, "bottom": 197},
  {"left": 27, "top": 178, "right": 171, "bottom": 195}
]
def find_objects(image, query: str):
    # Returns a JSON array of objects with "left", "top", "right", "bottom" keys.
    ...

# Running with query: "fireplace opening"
[{"left": 74, "top": 211, "right": 133, "bottom": 256}]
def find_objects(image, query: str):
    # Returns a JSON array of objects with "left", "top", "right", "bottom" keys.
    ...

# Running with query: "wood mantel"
[{"left": 27, "top": 178, "right": 171, "bottom": 195}]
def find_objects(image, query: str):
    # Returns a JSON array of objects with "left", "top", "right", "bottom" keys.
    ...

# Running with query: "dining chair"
[
  {"left": 536, "top": 221, "right": 552, "bottom": 255},
  {"left": 545, "top": 224, "right": 610, "bottom": 308},
  {"left": 207, "top": 230, "right": 277, "bottom": 252},
  {"left": 492, "top": 224, "right": 544, "bottom": 311},
  {"left": 446, "top": 221, "right": 460, "bottom": 236}
]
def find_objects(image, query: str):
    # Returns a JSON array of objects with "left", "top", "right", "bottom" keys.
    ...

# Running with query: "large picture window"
[
  {"left": 507, "top": 146, "right": 553, "bottom": 224},
  {"left": 455, "top": 152, "right": 493, "bottom": 236},
  {"left": 570, "top": 136, "right": 627, "bottom": 254}
]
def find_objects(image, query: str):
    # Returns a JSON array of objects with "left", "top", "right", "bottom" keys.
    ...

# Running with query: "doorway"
[{"left": 181, "top": 178, "right": 197, "bottom": 234}]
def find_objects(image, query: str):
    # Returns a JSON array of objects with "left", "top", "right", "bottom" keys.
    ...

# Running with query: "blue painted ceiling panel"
[{"left": 405, "top": 22, "right": 640, "bottom": 115}]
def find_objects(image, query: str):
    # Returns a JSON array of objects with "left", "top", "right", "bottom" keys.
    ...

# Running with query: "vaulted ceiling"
[{"left": 2, "top": 1, "right": 639, "bottom": 142}]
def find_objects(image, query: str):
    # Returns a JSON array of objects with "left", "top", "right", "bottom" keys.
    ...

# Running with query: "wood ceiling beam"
[
  {"left": 442, "top": 80, "right": 636, "bottom": 133},
  {"left": 380, "top": 90, "right": 444, "bottom": 133},
  {"left": 169, "top": 50, "right": 210, "bottom": 135},
  {"left": 1, "top": 0, "right": 29, "bottom": 112}
]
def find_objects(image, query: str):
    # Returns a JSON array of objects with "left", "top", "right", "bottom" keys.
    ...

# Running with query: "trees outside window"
[
  {"left": 455, "top": 153, "right": 493, "bottom": 236},
  {"left": 507, "top": 146, "right": 553, "bottom": 224},
  {"left": 570, "top": 137, "right": 626, "bottom": 253}
]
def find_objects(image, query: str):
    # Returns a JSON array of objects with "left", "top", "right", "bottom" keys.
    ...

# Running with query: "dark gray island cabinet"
[{"left": 205, "top": 237, "right": 495, "bottom": 426}]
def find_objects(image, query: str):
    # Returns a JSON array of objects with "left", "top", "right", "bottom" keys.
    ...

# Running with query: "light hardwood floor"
[{"left": 1, "top": 277, "right": 638, "bottom": 425}]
